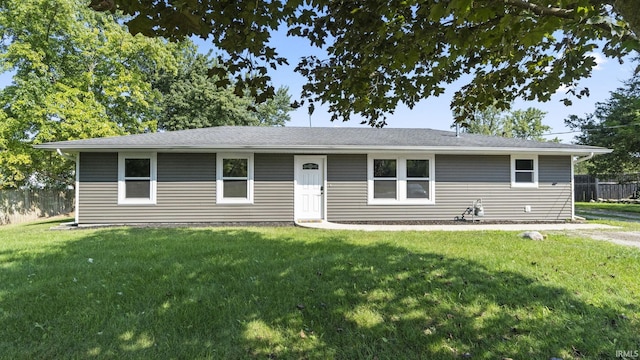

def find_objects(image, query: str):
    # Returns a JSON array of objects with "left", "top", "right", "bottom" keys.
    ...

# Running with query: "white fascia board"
[{"left": 37, "top": 144, "right": 612, "bottom": 155}]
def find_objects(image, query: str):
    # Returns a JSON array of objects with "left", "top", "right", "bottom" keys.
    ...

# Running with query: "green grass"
[
  {"left": 1, "top": 220, "right": 639, "bottom": 359},
  {"left": 576, "top": 201, "right": 640, "bottom": 215},
  {"left": 585, "top": 219, "right": 640, "bottom": 231}
]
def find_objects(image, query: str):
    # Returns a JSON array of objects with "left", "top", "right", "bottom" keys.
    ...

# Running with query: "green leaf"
[{"left": 77, "top": 0, "right": 640, "bottom": 128}]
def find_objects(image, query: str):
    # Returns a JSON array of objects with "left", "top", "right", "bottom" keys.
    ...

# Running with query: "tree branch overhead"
[{"left": 89, "top": 0, "right": 639, "bottom": 127}]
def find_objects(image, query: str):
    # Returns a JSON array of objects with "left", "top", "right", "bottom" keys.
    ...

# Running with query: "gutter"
[{"left": 39, "top": 145, "right": 611, "bottom": 156}]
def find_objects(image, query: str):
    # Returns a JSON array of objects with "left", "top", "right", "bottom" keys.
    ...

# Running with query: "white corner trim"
[{"left": 75, "top": 153, "right": 80, "bottom": 224}]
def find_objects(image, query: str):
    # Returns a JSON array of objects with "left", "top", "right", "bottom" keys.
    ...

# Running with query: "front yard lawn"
[{"left": 1, "top": 221, "right": 639, "bottom": 359}]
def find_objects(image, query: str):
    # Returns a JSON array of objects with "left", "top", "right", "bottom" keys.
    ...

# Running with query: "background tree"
[
  {"left": 253, "top": 87, "right": 293, "bottom": 127},
  {"left": 460, "top": 107, "right": 504, "bottom": 136},
  {"left": 0, "top": 0, "right": 182, "bottom": 189},
  {"left": 505, "top": 108, "right": 552, "bottom": 141},
  {"left": 0, "top": 0, "right": 293, "bottom": 189},
  {"left": 91, "top": 0, "right": 640, "bottom": 126},
  {"left": 462, "top": 107, "right": 551, "bottom": 141},
  {"left": 565, "top": 72, "right": 640, "bottom": 176},
  {"left": 153, "top": 46, "right": 291, "bottom": 131}
]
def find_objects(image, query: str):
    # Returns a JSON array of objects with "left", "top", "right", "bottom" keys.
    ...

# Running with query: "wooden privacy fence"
[
  {"left": 0, "top": 189, "right": 75, "bottom": 225},
  {"left": 574, "top": 174, "right": 640, "bottom": 202}
]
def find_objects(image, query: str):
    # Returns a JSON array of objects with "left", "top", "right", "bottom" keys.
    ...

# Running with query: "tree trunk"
[{"left": 613, "top": 0, "right": 639, "bottom": 39}]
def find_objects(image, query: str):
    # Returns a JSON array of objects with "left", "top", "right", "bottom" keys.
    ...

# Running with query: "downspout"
[
  {"left": 56, "top": 148, "right": 75, "bottom": 161},
  {"left": 574, "top": 152, "right": 595, "bottom": 164},
  {"left": 56, "top": 149, "right": 79, "bottom": 225},
  {"left": 571, "top": 152, "right": 595, "bottom": 220}
]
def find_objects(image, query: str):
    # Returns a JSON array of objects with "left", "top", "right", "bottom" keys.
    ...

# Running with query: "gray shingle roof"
[{"left": 35, "top": 126, "right": 609, "bottom": 154}]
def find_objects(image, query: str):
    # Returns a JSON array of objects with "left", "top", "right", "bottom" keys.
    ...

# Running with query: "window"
[
  {"left": 368, "top": 155, "right": 434, "bottom": 204},
  {"left": 217, "top": 153, "right": 254, "bottom": 204},
  {"left": 118, "top": 153, "right": 157, "bottom": 205},
  {"left": 511, "top": 155, "right": 538, "bottom": 187},
  {"left": 406, "top": 159, "right": 429, "bottom": 199},
  {"left": 373, "top": 159, "right": 397, "bottom": 199}
]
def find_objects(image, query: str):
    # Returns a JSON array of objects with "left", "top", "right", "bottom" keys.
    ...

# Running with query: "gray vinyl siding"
[
  {"left": 326, "top": 154, "right": 572, "bottom": 222},
  {"left": 78, "top": 152, "right": 293, "bottom": 224},
  {"left": 78, "top": 152, "right": 572, "bottom": 224}
]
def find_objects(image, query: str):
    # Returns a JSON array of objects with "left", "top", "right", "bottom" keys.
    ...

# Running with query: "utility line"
[{"left": 542, "top": 122, "right": 640, "bottom": 136}]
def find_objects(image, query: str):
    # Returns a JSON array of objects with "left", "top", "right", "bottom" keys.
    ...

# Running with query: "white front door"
[{"left": 294, "top": 156, "right": 325, "bottom": 221}]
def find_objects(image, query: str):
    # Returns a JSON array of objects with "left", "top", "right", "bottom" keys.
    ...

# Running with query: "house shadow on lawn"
[{"left": 1, "top": 227, "right": 638, "bottom": 359}]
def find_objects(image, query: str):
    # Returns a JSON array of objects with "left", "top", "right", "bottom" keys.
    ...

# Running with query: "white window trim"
[
  {"left": 216, "top": 153, "right": 254, "bottom": 204},
  {"left": 511, "top": 154, "right": 539, "bottom": 188},
  {"left": 367, "top": 154, "right": 435, "bottom": 205},
  {"left": 118, "top": 152, "right": 157, "bottom": 205}
]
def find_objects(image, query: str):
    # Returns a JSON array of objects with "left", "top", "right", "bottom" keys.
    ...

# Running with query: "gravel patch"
[{"left": 580, "top": 231, "right": 640, "bottom": 248}]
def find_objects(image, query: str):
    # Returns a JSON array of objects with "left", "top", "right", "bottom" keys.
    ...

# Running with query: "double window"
[
  {"left": 216, "top": 153, "right": 254, "bottom": 204},
  {"left": 118, "top": 153, "right": 157, "bottom": 205},
  {"left": 511, "top": 155, "right": 538, "bottom": 187},
  {"left": 368, "top": 155, "right": 434, "bottom": 204}
]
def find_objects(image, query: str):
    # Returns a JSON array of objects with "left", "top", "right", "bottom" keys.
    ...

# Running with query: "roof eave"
[{"left": 34, "top": 144, "right": 612, "bottom": 155}]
